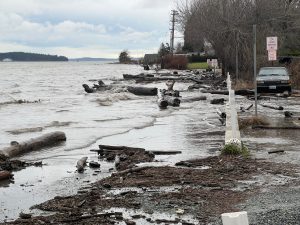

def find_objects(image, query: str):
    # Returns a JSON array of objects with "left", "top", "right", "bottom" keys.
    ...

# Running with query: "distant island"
[
  {"left": 0, "top": 52, "right": 68, "bottom": 62},
  {"left": 69, "top": 57, "right": 117, "bottom": 62}
]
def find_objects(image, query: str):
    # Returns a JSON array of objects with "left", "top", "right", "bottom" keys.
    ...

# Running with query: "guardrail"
[{"left": 225, "top": 73, "right": 241, "bottom": 147}]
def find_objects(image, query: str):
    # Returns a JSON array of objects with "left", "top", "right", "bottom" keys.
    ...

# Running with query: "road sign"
[
  {"left": 268, "top": 50, "right": 277, "bottom": 61},
  {"left": 267, "top": 37, "right": 278, "bottom": 51}
]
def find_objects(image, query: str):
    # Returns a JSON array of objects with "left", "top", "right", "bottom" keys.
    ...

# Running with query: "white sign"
[
  {"left": 268, "top": 50, "right": 277, "bottom": 61},
  {"left": 267, "top": 37, "right": 278, "bottom": 51},
  {"left": 207, "top": 59, "right": 218, "bottom": 67}
]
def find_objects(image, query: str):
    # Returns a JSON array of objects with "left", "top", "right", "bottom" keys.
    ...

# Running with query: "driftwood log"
[
  {"left": 202, "top": 90, "right": 229, "bottom": 95},
  {"left": 260, "top": 103, "right": 284, "bottom": 110},
  {"left": 210, "top": 98, "right": 225, "bottom": 105},
  {"left": 201, "top": 89, "right": 254, "bottom": 96},
  {"left": 83, "top": 81, "right": 112, "bottom": 93},
  {"left": 123, "top": 74, "right": 154, "bottom": 80},
  {"left": 127, "top": 86, "right": 158, "bottom": 96},
  {"left": 163, "top": 95, "right": 181, "bottom": 107},
  {"left": 149, "top": 150, "right": 182, "bottom": 155},
  {"left": 0, "top": 132, "right": 66, "bottom": 158},
  {"left": 77, "top": 157, "right": 88, "bottom": 172},
  {"left": 183, "top": 96, "right": 207, "bottom": 103},
  {"left": 99, "top": 145, "right": 145, "bottom": 151},
  {"left": 0, "top": 171, "right": 13, "bottom": 181},
  {"left": 252, "top": 125, "right": 300, "bottom": 130},
  {"left": 268, "top": 150, "right": 285, "bottom": 154},
  {"left": 114, "top": 166, "right": 151, "bottom": 176}
]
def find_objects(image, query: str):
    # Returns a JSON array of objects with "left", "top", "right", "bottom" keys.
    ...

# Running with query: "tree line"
[
  {"left": 0, "top": 52, "right": 68, "bottom": 61},
  {"left": 177, "top": 0, "right": 300, "bottom": 78}
]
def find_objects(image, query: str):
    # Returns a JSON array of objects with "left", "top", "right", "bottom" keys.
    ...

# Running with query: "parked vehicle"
[{"left": 257, "top": 67, "right": 292, "bottom": 93}]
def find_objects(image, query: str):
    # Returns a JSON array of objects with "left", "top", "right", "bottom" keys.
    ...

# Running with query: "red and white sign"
[
  {"left": 268, "top": 50, "right": 277, "bottom": 61},
  {"left": 267, "top": 37, "right": 278, "bottom": 51}
]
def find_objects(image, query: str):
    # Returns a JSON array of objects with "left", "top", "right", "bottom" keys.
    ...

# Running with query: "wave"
[
  {"left": 92, "top": 92, "right": 139, "bottom": 106},
  {"left": 94, "top": 117, "right": 131, "bottom": 122},
  {"left": 6, "top": 127, "right": 44, "bottom": 135},
  {"left": 6, "top": 121, "right": 74, "bottom": 135}
]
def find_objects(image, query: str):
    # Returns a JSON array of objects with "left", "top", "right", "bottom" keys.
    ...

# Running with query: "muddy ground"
[{"left": 2, "top": 148, "right": 299, "bottom": 225}]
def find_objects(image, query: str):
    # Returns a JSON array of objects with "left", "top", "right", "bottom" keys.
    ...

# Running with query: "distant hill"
[
  {"left": 0, "top": 52, "right": 68, "bottom": 61},
  {"left": 69, "top": 57, "right": 117, "bottom": 62}
]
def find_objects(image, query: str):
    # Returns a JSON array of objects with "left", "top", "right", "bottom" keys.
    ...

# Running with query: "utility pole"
[
  {"left": 253, "top": 24, "right": 258, "bottom": 116},
  {"left": 170, "top": 10, "right": 177, "bottom": 55},
  {"left": 235, "top": 31, "right": 239, "bottom": 81}
]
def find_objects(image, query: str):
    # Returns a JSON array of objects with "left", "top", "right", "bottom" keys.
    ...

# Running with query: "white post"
[
  {"left": 222, "top": 211, "right": 249, "bottom": 225},
  {"left": 225, "top": 73, "right": 241, "bottom": 147}
]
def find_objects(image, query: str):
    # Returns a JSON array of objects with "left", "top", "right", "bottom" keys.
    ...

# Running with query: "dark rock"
[
  {"left": 284, "top": 111, "right": 293, "bottom": 118},
  {"left": 89, "top": 161, "right": 100, "bottom": 168},
  {"left": 19, "top": 212, "right": 32, "bottom": 219},
  {"left": 210, "top": 98, "right": 225, "bottom": 105},
  {"left": 125, "top": 220, "right": 136, "bottom": 225},
  {"left": 102, "top": 183, "right": 112, "bottom": 189}
]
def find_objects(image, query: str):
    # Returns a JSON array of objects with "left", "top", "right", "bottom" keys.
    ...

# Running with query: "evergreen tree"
[{"left": 118, "top": 50, "right": 131, "bottom": 63}]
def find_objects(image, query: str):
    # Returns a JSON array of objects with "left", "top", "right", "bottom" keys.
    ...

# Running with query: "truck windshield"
[{"left": 258, "top": 68, "right": 288, "bottom": 76}]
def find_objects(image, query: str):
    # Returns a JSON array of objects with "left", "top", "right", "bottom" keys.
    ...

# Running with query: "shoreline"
[{"left": 1, "top": 67, "right": 300, "bottom": 224}]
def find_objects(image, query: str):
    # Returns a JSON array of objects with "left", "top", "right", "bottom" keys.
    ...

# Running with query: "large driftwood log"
[
  {"left": 77, "top": 157, "right": 88, "bottom": 173},
  {"left": 99, "top": 145, "right": 145, "bottom": 151},
  {"left": 0, "top": 132, "right": 66, "bottom": 158},
  {"left": 202, "top": 90, "right": 229, "bottom": 95},
  {"left": 127, "top": 86, "right": 158, "bottom": 96},
  {"left": 0, "top": 171, "right": 13, "bottom": 181}
]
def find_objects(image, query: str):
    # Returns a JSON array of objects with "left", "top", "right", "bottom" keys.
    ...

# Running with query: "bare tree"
[{"left": 177, "top": 0, "right": 300, "bottom": 79}]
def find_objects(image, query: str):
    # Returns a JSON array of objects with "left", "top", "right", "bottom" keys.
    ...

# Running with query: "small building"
[{"left": 143, "top": 54, "right": 160, "bottom": 65}]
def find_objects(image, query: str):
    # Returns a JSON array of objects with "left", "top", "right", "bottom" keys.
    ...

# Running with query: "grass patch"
[
  {"left": 187, "top": 62, "right": 209, "bottom": 70},
  {"left": 222, "top": 143, "right": 250, "bottom": 157},
  {"left": 239, "top": 116, "right": 269, "bottom": 130}
]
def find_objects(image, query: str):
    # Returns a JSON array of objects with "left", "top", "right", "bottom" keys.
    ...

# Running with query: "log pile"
[
  {"left": 82, "top": 80, "right": 112, "bottom": 93},
  {"left": 157, "top": 81, "right": 181, "bottom": 108},
  {"left": 96, "top": 145, "right": 154, "bottom": 171}
]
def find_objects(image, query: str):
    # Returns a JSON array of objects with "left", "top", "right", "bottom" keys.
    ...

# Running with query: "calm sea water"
[{"left": 0, "top": 62, "right": 224, "bottom": 221}]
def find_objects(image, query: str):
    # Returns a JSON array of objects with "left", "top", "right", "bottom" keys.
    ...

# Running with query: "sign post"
[{"left": 267, "top": 37, "right": 278, "bottom": 65}]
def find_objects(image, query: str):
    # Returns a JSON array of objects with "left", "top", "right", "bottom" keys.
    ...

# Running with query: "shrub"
[
  {"left": 222, "top": 143, "right": 249, "bottom": 157},
  {"left": 162, "top": 54, "right": 188, "bottom": 70}
]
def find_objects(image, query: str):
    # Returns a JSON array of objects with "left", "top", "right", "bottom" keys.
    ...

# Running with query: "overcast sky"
[{"left": 0, "top": 0, "right": 181, "bottom": 58}]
